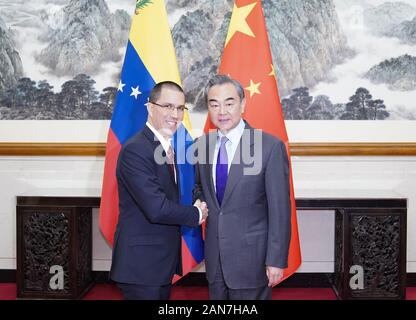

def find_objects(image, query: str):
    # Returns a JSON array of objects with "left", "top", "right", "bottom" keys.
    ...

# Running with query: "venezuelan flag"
[{"left": 99, "top": 0, "right": 203, "bottom": 281}]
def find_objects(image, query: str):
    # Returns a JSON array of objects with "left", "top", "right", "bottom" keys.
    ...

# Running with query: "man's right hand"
[{"left": 194, "top": 199, "right": 208, "bottom": 224}]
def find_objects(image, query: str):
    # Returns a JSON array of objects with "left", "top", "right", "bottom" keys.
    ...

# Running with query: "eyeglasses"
[{"left": 150, "top": 101, "right": 188, "bottom": 112}]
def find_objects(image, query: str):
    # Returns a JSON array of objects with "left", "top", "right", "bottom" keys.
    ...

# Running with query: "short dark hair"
[
  {"left": 149, "top": 81, "right": 184, "bottom": 103},
  {"left": 204, "top": 74, "right": 245, "bottom": 103}
]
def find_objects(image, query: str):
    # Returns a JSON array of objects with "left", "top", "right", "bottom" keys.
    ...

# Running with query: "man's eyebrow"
[{"left": 208, "top": 97, "right": 235, "bottom": 103}]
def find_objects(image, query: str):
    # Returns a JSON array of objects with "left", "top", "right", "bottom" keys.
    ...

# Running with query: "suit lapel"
[
  {"left": 206, "top": 131, "right": 220, "bottom": 210},
  {"left": 143, "top": 125, "right": 178, "bottom": 192},
  {"left": 221, "top": 123, "right": 254, "bottom": 208}
]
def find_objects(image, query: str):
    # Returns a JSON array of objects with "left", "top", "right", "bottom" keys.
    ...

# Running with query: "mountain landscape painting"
[{"left": 0, "top": 0, "right": 415, "bottom": 120}]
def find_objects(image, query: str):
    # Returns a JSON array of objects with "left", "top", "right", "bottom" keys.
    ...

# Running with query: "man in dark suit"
[
  {"left": 193, "top": 75, "right": 291, "bottom": 300},
  {"left": 110, "top": 81, "right": 208, "bottom": 300}
]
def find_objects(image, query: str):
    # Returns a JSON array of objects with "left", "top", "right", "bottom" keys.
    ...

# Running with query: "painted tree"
[
  {"left": 36, "top": 80, "right": 56, "bottom": 113},
  {"left": 368, "top": 99, "right": 389, "bottom": 120},
  {"left": 306, "top": 95, "right": 335, "bottom": 120},
  {"left": 100, "top": 86, "right": 118, "bottom": 118},
  {"left": 341, "top": 87, "right": 372, "bottom": 120},
  {"left": 15, "top": 78, "right": 37, "bottom": 108},
  {"left": 282, "top": 87, "right": 313, "bottom": 119}
]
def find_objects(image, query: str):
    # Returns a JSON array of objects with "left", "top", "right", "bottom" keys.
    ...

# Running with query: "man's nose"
[
  {"left": 171, "top": 107, "right": 179, "bottom": 118},
  {"left": 219, "top": 105, "right": 227, "bottom": 115}
]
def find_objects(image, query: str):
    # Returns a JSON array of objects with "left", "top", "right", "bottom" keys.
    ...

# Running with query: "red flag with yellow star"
[{"left": 204, "top": 0, "right": 302, "bottom": 284}]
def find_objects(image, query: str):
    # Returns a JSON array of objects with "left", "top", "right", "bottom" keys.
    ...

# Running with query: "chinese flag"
[{"left": 204, "top": 0, "right": 302, "bottom": 284}]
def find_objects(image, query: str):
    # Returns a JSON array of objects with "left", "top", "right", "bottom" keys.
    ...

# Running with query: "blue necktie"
[{"left": 216, "top": 136, "right": 228, "bottom": 206}]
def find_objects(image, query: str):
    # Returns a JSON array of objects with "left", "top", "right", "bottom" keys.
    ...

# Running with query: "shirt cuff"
[{"left": 194, "top": 205, "right": 203, "bottom": 224}]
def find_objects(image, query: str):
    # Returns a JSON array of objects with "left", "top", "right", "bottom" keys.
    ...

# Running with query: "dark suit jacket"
[
  {"left": 193, "top": 122, "right": 291, "bottom": 289},
  {"left": 110, "top": 125, "right": 199, "bottom": 286}
]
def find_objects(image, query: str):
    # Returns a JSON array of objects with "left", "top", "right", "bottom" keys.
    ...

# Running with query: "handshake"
[{"left": 194, "top": 199, "right": 209, "bottom": 225}]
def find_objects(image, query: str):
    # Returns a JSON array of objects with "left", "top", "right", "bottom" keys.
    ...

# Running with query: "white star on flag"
[
  {"left": 118, "top": 80, "right": 125, "bottom": 92},
  {"left": 130, "top": 86, "right": 142, "bottom": 99}
]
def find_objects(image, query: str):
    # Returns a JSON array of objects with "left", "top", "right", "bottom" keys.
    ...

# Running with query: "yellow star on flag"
[
  {"left": 268, "top": 64, "right": 275, "bottom": 77},
  {"left": 245, "top": 79, "right": 261, "bottom": 98},
  {"left": 224, "top": 2, "right": 257, "bottom": 47}
]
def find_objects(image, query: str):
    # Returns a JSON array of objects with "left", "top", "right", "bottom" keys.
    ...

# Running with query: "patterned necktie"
[
  {"left": 216, "top": 136, "right": 229, "bottom": 206},
  {"left": 166, "top": 145, "right": 176, "bottom": 183}
]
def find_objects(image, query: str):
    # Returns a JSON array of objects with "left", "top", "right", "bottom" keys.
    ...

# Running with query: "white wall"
[
  {"left": 0, "top": 155, "right": 415, "bottom": 273},
  {"left": 293, "top": 156, "right": 416, "bottom": 273}
]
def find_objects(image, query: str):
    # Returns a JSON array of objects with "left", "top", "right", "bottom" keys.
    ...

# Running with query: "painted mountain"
[
  {"left": 0, "top": 0, "right": 415, "bottom": 120},
  {"left": 306, "top": 0, "right": 416, "bottom": 120},
  {"left": 0, "top": 15, "right": 23, "bottom": 89},
  {"left": 171, "top": 0, "right": 351, "bottom": 112},
  {"left": 0, "top": 0, "right": 130, "bottom": 119},
  {"left": 366, "top": 54, "right": 416, "bottom": 91}
]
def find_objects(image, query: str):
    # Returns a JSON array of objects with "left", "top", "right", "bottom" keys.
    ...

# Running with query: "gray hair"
[{"left": 204, "top": 74, "right": 245, "bottom": 103}]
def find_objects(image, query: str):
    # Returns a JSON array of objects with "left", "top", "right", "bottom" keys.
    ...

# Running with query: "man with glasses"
[
  {"left": 193, "top": 75, "right": 291, "bottom": 300},
  {"left": 110, "top": 81, "right": 208, "bottom": 300}
]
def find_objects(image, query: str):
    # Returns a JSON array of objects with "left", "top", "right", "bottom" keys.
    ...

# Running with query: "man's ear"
[
  {"left": 241, "top": 98, "right": 246, "bottom": 114},
  {"left": 146, "top": 102, "right": 152, "bottom": 117}
]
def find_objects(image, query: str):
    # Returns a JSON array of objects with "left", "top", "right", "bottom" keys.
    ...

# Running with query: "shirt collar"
[
  {"left": 146, "top": 121, "right": 172, "bottom": 153},
  {"left": 217, "top": 119, "right": 245, "bottom": 146}
]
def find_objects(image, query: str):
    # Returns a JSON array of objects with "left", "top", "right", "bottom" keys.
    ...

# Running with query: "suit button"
[{"left": 219, "top": 211, "right": 223, "bottom": 216}]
